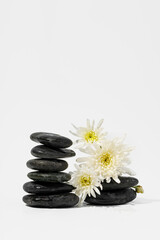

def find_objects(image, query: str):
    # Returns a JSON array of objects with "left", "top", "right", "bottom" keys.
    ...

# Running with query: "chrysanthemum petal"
[
  {"left": 71, "top": 124, "right": 78, "bottom": 130},
  {"left": 78, "top": 146, "right": 95, "bottom": 155},
  {"left": 76, "top": 157, "right": 90, "bottom": 163},
  {"left": 86, "top": 119, "right": 91, "bottom": 129},
  {"left": 92, "top": 120, "right": 95, "bottom": 129},
  {"left": 91, "top": 188, "right": 96, "bottom": 198},
  {"left": 113, "top": 177, "right": 120, "bottom": 183},
  {"left": 69, "top": 131, "right": 79, "bottom": 137},
  {"left": 96, "top": 119, "right": 104, "bottom": 129},
  {"left": 94, "top": 187, "right": 100, "bottom": 195}
]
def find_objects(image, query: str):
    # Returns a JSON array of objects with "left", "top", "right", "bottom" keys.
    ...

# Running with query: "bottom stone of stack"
[
  {"left": 23, "top": 193, "right": 79, "bottom": 208},
  {"left": 85, "top": 188, "right": 136, "bottom": 205}
]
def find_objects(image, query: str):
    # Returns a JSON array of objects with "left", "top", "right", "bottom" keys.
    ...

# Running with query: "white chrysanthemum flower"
[
  {"left": 70, "top": 119, "right": 107, "bottom": 149},
  {"left": 77, "top": 137, "right": 135, "bottom": 183},
  {"left": 69, "top": 164, "right": 103, "bottom": 204}
]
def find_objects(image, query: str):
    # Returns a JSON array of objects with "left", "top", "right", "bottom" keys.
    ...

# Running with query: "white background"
[{"left": 1, "top": 1, "right": 160, "bottom": 239}]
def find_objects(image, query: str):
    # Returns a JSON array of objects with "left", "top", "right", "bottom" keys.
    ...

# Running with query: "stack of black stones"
[
  {"left": 23, "top": 132, "right": 79, "bottom": 208},
  {"left": 85, "top": 176, "right": 138, "bottom": 205}
]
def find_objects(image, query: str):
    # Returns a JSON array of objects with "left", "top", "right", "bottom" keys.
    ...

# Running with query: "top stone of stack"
[{"left": 30, "top": 132, "right": 73, "bottom": 149}]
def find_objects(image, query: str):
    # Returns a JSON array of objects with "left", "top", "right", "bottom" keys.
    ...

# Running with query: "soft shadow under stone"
[
  {"left": 27, "top": 171, "right": 71, "bottom": 183},
  {"left": 23, "top": 181, "right": 75, "bottom": 194},
  {"left": 26, "top": 159, "right": 68, "bottom": 172},
  {"left": 30, "top": 132, "right": 73, "bottom": 149},
  {"left": 85, "top": 189, "right": 136, "bottom": 205},
  {"left": 31, "top": 145, "right": 75, "bottom": 159},
  {"left": 23, "top": 193, "right": 79, "bottom": 208}
]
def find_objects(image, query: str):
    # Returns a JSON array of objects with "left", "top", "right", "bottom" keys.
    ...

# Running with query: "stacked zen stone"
[
  {"left": 23, "top": 132, "right": 79, "bottom": 208},
  {"left": 85, "top": 177, "right": 138, "bottom": 205}
]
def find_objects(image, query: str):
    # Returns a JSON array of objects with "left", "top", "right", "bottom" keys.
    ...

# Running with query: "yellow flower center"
[
  {"left": 80, "top": 175, "right": 92, "bottom": 187},
  {"left": 84, "top": 131, "right": 98, "bottom": 143},
  {"left": 100, "top": 152, "right": 112, "bottom": 167}
]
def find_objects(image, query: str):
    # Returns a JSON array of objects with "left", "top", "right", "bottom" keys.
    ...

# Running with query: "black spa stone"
[
  {"left": 30, "top": 132, "right": 73, "bottom": 149},
  {"left": 31, "top": 145, "right": 75, "bottom": 159},
  {"left": 85, "top": 188, "right": 136, "bottom": 205},
  {"left": 101, "top": 177, "right": 139, "bottom": 191},
  {"left": 28, "top": 171, "right": 71, "bottom": 183},
  {"left": 23, "top": 181, "right": 75, "bottom": 194},
  {"left": 26, "top": 159, "right": 68, "bottom": 172},
  {"left": 23, "top": 193, "right": 79, "bottom": 208}
]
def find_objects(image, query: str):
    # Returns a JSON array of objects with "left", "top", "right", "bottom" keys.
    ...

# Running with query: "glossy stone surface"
[
  {"left": 101, "top": 177, "right": 139, "bottom": 191},
  {"left": 23, "top": 193, "right": 79, "bottom": 208},
  {"left": 31, "top": 145, "right": 75, "bottom": 159},
  {"left": 30, "top": 132, "right": 73, "bottom": 148},
  {"left": 28, "top": 171, "right": 71, "bottom": 183},
  {"left": 26, "top": 159, "right": 68, "bottom": 172},
  {"left": 85, "top": 188, "right": 136, "bottom": 205},
  {"left": 23, "top": 181, "right": 75, "bottom": 194}
]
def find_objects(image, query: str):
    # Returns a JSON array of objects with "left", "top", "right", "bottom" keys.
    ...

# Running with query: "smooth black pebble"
[
  {"left": 30, "top": 132, "right": 73, "bottom": 148},
  {"left": 102, "top": 177, "right": 139, "bottom": 191},
  {"left": 23, "top": 193, "right": 79, "bottom": 208},
  {"left": 85, "top": 188, "right": 136, "bottom": 205},
  {"left": 26, "top": 159, "right": 68, "bottom": 172},
  {"left": 31, "top": 145, "right": 75, "bottom": 159},
  {"left": 28, "top": 171, "right": 71, "bottom": 183},
  {"left": 23, "top": 181, "right": 75, "bottom": 194}
]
